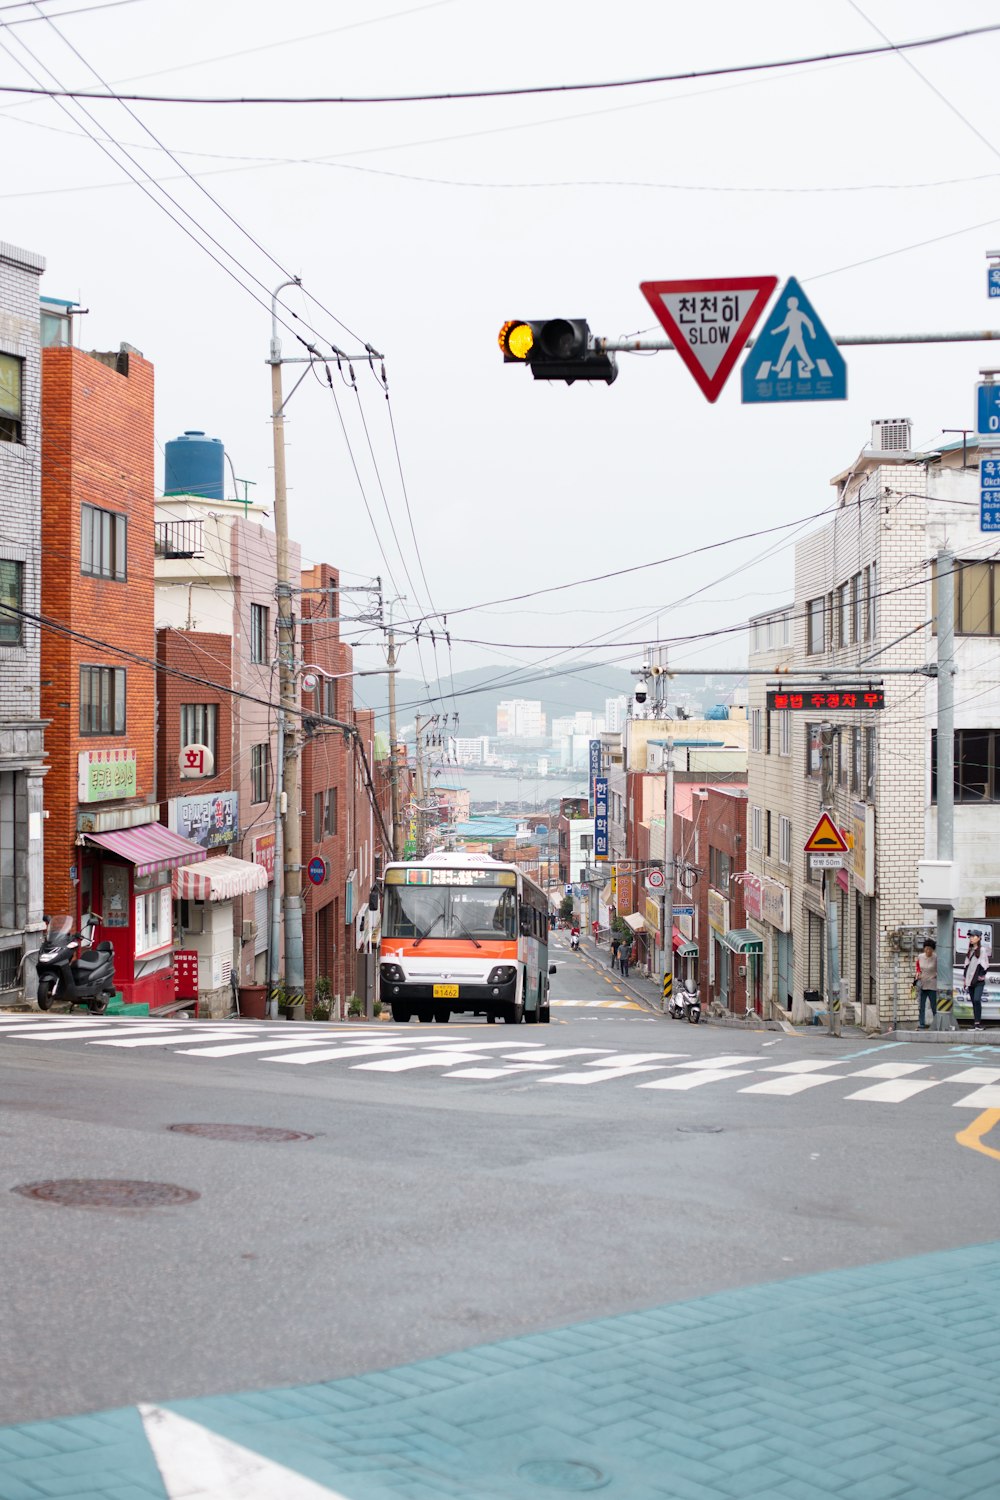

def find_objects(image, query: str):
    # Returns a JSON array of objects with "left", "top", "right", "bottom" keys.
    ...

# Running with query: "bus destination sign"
[{"left": 766, "top": 688, "right": 885, "bottom": 712}]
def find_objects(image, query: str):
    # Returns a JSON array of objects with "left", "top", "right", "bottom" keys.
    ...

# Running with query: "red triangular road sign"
[
  {"left": 639, "top": 276, "right": 777, "bottom": 403},
  {"left": 804, "top": 811, "right": 849, "bottom": 854}
]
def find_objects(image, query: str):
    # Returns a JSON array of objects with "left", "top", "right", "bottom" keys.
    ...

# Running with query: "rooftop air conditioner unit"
[{"left": 870, "top": 418, "right": 914, "bottom": 457}]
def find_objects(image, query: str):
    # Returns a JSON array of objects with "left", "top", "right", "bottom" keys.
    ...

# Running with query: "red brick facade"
[{"left": 155, "top": 630, "right": 233, "bottom": 802}]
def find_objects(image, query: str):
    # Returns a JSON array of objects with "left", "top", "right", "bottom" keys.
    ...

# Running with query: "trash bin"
[{"left": 239, "top": 985, "right": 267, "bottom": 1019}]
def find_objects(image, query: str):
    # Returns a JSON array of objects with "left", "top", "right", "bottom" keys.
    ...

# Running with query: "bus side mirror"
[
  {"left": 549, "top": 964, "right": 557, "bottom": 975},
  {"left": 368, "top": 888, "right": 379, "bottom": 911}
]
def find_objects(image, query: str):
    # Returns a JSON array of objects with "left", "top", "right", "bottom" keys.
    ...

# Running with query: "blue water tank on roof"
[
  {"left": 704, "top": 705, "right": 729, "bottom": 720},
  {"left": 164, "top": 430, "right": 224, "bottom": 500}
]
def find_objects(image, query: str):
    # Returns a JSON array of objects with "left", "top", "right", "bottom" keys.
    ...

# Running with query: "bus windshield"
[{"left": 383, "top": 883, "right": 517, "bottom": 941}]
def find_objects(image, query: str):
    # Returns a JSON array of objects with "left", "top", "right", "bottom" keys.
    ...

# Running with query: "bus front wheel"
[
  {"left": 390, "top": 1003, "right": 411, "bottom": 1024},
  {"left": 505, "top": 1000, "right": 524, "bottom": 1024}
]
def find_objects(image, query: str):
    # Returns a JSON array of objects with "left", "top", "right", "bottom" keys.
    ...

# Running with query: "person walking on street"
[
  {"left": 915, "top": 939, "right": 938, "bottom": 1029},
  {"left": 963, "top": 932, "right": 989, "bottom": 1030},
  {"left": 620, "top": 943, "right": 632, "bottom": 980},
  {"left": 610, "top": 935, "right": 621, "bottom": 971}
]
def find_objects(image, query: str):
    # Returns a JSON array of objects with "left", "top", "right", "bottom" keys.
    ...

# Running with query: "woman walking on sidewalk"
[
  {"left": 963, "top": 932, "right": 989, "bottom": 1030},
  {"left": 915, "top": 939, "right": 938, "bottom": 1029}
]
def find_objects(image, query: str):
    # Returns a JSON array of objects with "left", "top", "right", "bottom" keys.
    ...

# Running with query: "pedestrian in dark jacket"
[
  {"left": 610, "top": 936, "right": 621, "bottom": 971},
  {"left": 620, "top": 943, "right": 632, "bottom": 979}
]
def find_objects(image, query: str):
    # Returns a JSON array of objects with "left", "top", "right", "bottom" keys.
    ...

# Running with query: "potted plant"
[
  {"left": 312, "top": 976, "right": 332, "bottom": 1022},
  {"left": 347, "top": 996, "right": 363, "bottom": 1018}
]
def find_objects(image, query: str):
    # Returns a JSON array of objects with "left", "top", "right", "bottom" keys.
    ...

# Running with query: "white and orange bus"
[{"left": 378, "top": 853, "right": 554, "bottom": 1025}]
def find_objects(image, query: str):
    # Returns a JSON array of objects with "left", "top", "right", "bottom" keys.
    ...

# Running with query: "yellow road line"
[{"left": 956, "top": 1108, "right": 1000, "bottom": 1162}]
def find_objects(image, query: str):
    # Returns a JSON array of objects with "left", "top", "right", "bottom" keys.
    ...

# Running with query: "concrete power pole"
[
  {"left": 820, "top": 724, "right": 842, "bottom": 1037},
  {"left": 662, "top": 737, "right": 676, "bottom": 1012},
  {"left": 933, "top": 548, "right": 958, "bottom": 1030},
  {"left": 269, "top": 279, "right": 304, "bottom": 1011},
  {"left": 387, "top": 616, "right": 402, "bottom": 861}
]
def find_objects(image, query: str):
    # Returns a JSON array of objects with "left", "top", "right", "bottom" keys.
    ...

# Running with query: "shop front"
[
  {"left": 671, "top": 927, "right": 698, "bottom": 992},
  {"left": 173, "top": 854, "right": 269, "bottom": 1017},
  {"left": 78, "top": 821, "right": 207, "bottom": 1009},
  {"left": 719, "top": 928, "right": 764, "bottom": 1016}
]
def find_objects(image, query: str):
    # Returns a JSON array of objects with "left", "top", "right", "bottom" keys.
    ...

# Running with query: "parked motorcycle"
[
  {"left": 570, "top": 933, "right": 580, "bottom": 951},
  {"left": 36, "top": 914, "right": 116, "bottom": 1014},
  {"left": 668, "top": 983, "right": 701, "bottom": 1024}
]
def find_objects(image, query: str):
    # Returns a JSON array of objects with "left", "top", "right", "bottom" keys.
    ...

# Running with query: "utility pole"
[
  {"left": 933, "top": 548, "right": 958, "bottom": 1030},
  {"left": 269, "top": 278, "right": 304, "bottom": 1012},
  {"left": 661, "top": 737, "right": 676, "bottom": 1012},
  {"left": 820, "top": 723, "right": 842, "bottom": 1037},
  {"left": 414, "top": 714, "right": 427, "bottom": 856},
  {"left": 385, "top": 595, "right": 406, "bottom": 861}
]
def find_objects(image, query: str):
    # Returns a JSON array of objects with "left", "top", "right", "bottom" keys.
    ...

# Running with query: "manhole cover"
[
  {"left": 11, "top": 1179, "right": 199, "bottom": 1209},
  {"left": 517, "top": 1460, "right": 608, "bottom": 1491},
  {"left": 677, "top": 1123, "right": 724, "bottom": 1134},
  {"left": 167, "top": 1123, "right": 314, "bottom": 1143}
]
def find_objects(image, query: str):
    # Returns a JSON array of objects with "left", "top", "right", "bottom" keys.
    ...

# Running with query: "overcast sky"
[{"left": 7, "top": 0, "right": 1000, "bottom": 720}]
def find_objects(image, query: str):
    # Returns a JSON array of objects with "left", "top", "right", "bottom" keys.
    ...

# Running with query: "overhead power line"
[{"left": 0, "top": 22, "right": 993, "bottom": 104}]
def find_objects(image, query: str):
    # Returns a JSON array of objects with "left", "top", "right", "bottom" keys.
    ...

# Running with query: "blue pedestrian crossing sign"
[{"left": 741, "top": 277, "right": 846, "bottom": 404}]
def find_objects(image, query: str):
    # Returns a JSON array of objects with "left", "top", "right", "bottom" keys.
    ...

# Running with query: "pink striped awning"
[
  {"left": 173, "top": 855, "right": 268, "bottom": 903},
  {"left": 83, "top": 823, "right": 207, "bottom": 877}
]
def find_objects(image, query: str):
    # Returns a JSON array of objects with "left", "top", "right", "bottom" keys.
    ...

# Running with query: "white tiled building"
[{"left": 751, "top": 420, "right": 1000, "bottom": 1029}]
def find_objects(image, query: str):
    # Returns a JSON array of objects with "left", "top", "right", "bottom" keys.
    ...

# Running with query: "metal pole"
[
  {"left": 267, "top": 710, "right": 285, "bottom": 1018},
  {"left": 597, "top": 329, "right": 1000, "bottom": 353},
  {"left": 387, "top": 616, "right": 402, "bottom": 860},
  {"left": 270, "top": 278, "right": 305, "bottom": 1011},
  {"left": 820, "top": 723, "right": 842, "bottom": 1036},
  {"left": 933, "top": 549, "right": 957, "bottom": 1030},
  {"left": 662, "top": 739, "right": 675, "bottom": 1012}
]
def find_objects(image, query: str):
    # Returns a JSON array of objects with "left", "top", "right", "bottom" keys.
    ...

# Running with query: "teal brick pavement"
[{"left": 4, "top": 1241, "right": 1000, "bottom": 1498}]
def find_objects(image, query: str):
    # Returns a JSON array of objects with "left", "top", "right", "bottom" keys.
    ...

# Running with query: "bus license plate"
[{"left": 433, "top": 984, "right": 459, "bottom": 998}]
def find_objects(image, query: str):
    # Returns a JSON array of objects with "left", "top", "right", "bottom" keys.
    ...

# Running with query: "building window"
[
  {"left": 0, "top": 353, "right": 23, "bottom": 443},
  {"left": 836, "top": 583, "right": 849, "bottom": 648},
  {"left": 930, "top": 729, "right": 1000, "bottom": 802},
  {"left": 324, "top": 787, "right": 337, "bottom": 836},
  {"left": 765, "top": 710, "right": 772, "bottom": 755},
  {"left": 807, "top": 597, "right": 825, "bottom": 654},
  {"left": 779, "top": 710, "right": 791, "bottom": 757},
  {"left": 81, "top": 503, "right": 127, "bottom": 580},
  {"left": 837, "top": 727, "right": 847, "bottom": 786},
  {"left": 779, "top": 815, "right": 792, "bottom": 866},
  {"left": 250, "top": 604, "right": 269, "bottom": 664},
  {"left": 750, "top": 708, "right": 763, "bottom": 752},
  {"left": 179, "top": 703, "right": 217, "bottom": 763},
  {"left": 851, "top": 727, "right": 861, "bottom": 792},
  {"left": 79, "top": 666, "right": 126, "bottom": 735},
  {"left": 324, "top": 678, "right": 336, "bottom": 717},
  {"left": 250, "top": 743, "right": 270, "bottom": 803},
  {"left": 314, "top": 791, "right": 323, "bottom": 841},
  {"left": 709, "top": 846, "right": 731, "bottom": 894},
  {"left": 806, "top": 723, "right": 822, "bottom": 779},
  {"left": 0, "top": 559, "right": 23, "bottom": 644},
  {"left": 865, "top": 725, "right": 877, "bottom": 800},
  {"left": 751, "top": 805, "right": 763, "bottom": 852},
  {"left": 765, "top": 809, "right": 772, "bottom": 858},
  {"left": 851, "top": 572, "right": 863, "bottom": 643}
]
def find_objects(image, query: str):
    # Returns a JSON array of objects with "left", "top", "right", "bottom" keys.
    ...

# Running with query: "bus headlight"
[
  {"left": 487, "top": 966, "right": 517, "bottom": 985},
  {"left": 380, "top": 962, "right": 404, "bottom": 983}
]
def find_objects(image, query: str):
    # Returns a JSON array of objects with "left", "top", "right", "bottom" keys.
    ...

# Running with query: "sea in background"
[{"left": 439, "top": 766, "right": 589, "bottom": 812}]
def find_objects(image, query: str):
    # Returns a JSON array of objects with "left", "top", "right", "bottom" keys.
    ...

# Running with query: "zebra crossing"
[{"left": 3, "top": 1013, "right": 1000, "bottom": 1106}]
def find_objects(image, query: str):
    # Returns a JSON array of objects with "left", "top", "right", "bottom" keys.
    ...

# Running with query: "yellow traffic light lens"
[{"left": 499, "top": 320, "right": 533, "bottom": 360}]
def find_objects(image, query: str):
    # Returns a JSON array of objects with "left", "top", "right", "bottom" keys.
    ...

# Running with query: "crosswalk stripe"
[
  {"left": 845, "top": 1079, "right": 944, "bottom": 1102},
  {"left": 674, "top": 1055, "right": 750, "bottom": 1070},
  {"left": 175, "top": 1038, "right": 412, "bottom": 1059},
  {"left": 639, "top": 1068, "right": 754, "bottom": 1091},
  {"left": 444, "top": 1064, "right": 560, "bottom": 1079},
  {"left": 847, "top": 1062, "right": 929, "bottom": 1079},
  {"left": 501, "top": 1048, "right": 615, "bottom": 1062},
  {"left": 352, "top": 1051, "right": 490, "bottom": 1072},
  {"left": 264, "top": 1043, "right": 416, "bottom": 1066},
  {"left": 6, "top": 1023, "right": 190, "bottom": 1040},
  {"left": 740, "top": 1074, "right": 843, "bottom": 1095},
  {"left": 90, "top": 1029, "right": 256, "bottom": 1048},
  {"left": 541, "top": 1063, "right": 676, "bottom": 1085},
  {"left": 952, "top": 1085, "right": 1000, "bottom": 1107},
  {"left": 761, "top": 1059, "right": 845, "bottom": 1074},
  {"left": 583, "top": 1052, "right": 686, "bottom": 1067}
]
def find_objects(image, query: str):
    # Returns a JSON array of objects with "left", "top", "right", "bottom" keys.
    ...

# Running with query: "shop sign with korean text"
[
  {"left": 78, "top": 749, "right": 137, "bottom": 804},
  {"left": 767, "top": 688, "right": 885, "bottom": 711},
  {"left": 171, "top": 789, "right": 238, "bottom": 849},
  {"left": 594, "top": 776, "right": 609, "bottom": 860},
  {"left": 178, "top": 742, "right": 215, "bottom": 779},
  {"left": 644, "top": 896, "right": 661, "bottom": 936},
  {"left": 708, "top": 888, "right": 729, "bottom": 935},
  {"left": 852, "top": 801, "right": 875, "bottom": 896},
  {"left": 251, "top": 830, "right": 275, "bottom": 880}
]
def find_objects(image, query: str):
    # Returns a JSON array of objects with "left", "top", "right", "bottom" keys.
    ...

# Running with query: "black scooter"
[{"left": 36, "top": 913, "right": 116, "bottom": 1014}]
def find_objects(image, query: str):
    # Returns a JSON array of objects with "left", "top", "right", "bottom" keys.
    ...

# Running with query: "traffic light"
[{"left": 498, "top": 318, "right": 618, "bottom": 385}]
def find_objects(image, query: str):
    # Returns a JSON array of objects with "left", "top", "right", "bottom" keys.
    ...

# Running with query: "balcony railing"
[{"left": 155, "top": 520, "right": 204, "bottom": 559}]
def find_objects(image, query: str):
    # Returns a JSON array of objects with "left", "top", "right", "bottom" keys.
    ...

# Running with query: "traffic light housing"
[{"left": 498, "top": 318, "right": 618, "bottom": 385}]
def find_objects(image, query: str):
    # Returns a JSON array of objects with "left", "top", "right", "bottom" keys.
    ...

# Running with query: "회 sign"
[
  {"left": 767, "top": 688, "right": 885, "bottom": 711},
  {"left": 639, "top": 275, "right": 776, "bottom": 403},
  {"left": 178, "top": 742, "right": 215, "bottom": 779}
]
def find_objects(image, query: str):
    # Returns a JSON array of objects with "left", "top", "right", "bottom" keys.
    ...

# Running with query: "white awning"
[
  {"left": 173, "top": 855, "right": 269, "bottom": 903},
  {"left": 623, "top": 911, "right": 646, "bottom": 933}
]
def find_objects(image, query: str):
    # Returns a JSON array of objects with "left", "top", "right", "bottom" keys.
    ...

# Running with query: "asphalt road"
[{"left": 3, "top": 936, "right": 1000, "bottom": 1428}]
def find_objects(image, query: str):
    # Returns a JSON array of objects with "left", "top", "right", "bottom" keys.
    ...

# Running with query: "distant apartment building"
[
  {"left": 496, "top": 698, "right": 546, "bottom": 738},
  {"left": 0, "top": 243, "right": 47, "bottom": 1004},
  {"left": 605, "top": 695, "right": 628, "bottom": 733},
  {"left": 450, "top": 734, "right": 491, "bottom": 764}
]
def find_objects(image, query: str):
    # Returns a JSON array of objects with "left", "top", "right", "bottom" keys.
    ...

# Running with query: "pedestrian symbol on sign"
[{"left": 741, "top": 277, "right": 846, "bottom": 404}]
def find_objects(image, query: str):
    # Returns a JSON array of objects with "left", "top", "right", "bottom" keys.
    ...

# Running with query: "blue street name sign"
[
  {"left": 989, "top": 266, "right": 1000, "bottom": 299},
  {"left": 594, "top": 776, "right": 609, "bottom": 860},
  {"left": 673, "top": 905, "right": 695, "bottom": 918},
  {"left": 976, "top": 382, "right": 1000, "bottom": 440},
  {"left": 981, "top": 457, "right": 1000, "bottom": 532},
  {"left": 741, "top": 276, "right": 846, "bottom": 404}
]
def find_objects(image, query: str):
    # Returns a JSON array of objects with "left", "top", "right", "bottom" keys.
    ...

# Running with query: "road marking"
[
  {"left": 90, "top": 1029, "right": 258, "bottom": 1048},
  {"left": 541, "top": 1063, "right": 678, "bottom": 1085},
  {"left": 955, "top": 1108, "right": 1000, "bottom": 1158},
  {"left": 444, "top": 1064, "right": 560, "bottom": 1079},
  {"left": 761, "top": 1059, "right": 846, "bottom": 1074},
  {"left": 640, "top": 1068, "right": 754, "bottom": 1090},
  {"left": 549, "top": 1000, "right": 643, "bottom": 1009},
  {"left": 265, "top": 1043, "right": 429, "bottom": 1066},
  {"left": 5, "top": 1022, "right": 192, "bottom": 1040},
  {"left": 740, "top": 1074, "right": 844, "bottom": 1095},
  {"left": 845, "top": 1079, "right": 944, "bottom": 1102},
  {"left": 952, "top": 1086, "right": 1000, "bottom": 1109},
  {"left": 502, "top": 1048, "right": 615, "bottom": 1062},
  {"left": 583, "top": 1052, "right": 686, "bottom": 1066},
  {"left": 178, "top": 1039, "right": 414, "bottom": 1060},
  {"left": 846, "top": 1062, "right": 929, "bottom": 1079},
  {"left": 944, "top": 1067, "right": 1000, "bottom": 1084},
  {"left": 352, "top": 1051, "right": 490, "bottom": 1072},
  {"left": 673, "top": 1055, "right": 748, "bottom": 1069},
  {"left": 140, "top": 1403, "right": 345, "bottom": 1498}
]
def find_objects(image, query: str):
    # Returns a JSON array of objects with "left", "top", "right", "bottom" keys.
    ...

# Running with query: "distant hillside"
[{"left": 356, "top": 663, "right": 746, "bottom": 738}]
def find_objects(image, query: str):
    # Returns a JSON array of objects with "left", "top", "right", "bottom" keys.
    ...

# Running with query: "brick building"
[
  {"left": 42, "top": 339, "right": 205, "bottom": 1008},
  {"left": 0, "top": 242, "right": 47, "bottom": 1003}
]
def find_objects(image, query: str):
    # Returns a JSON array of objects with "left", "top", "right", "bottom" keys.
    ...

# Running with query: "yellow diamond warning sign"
[{"left": 803, "top": 811, "right": 850, "bottom": 854}]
